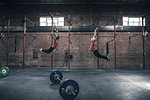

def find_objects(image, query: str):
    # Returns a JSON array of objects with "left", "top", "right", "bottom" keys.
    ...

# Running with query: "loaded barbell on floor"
[
  {"left": 50, "top": 71, "right": 79, "bottom": 100},
  {"left": 0, "top": 66, "right": 10, "bottom": 77}
]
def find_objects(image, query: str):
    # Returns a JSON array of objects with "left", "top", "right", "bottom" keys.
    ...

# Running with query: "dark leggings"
[
  {"left": 42, "top": 47, "right": 54, "bottom": 54},
  {"left": 93, "top": 50, "right": 107, "bottom": 60}
]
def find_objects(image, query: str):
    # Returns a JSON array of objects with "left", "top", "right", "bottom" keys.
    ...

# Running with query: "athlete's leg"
[
  {"left": 40, "top": 47, "right": 54, "bottom": 54},
  {"left": 93, "top": 50, "right": 110, "bottom": 61}
]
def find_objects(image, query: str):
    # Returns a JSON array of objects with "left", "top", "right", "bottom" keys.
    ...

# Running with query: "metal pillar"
[
  {"left": 22, "top": 16, "right": 26, "bottom": 69},
  {"left": 51, "top": 15, "right": 54, "bottom": 71},
  {"left": 142, "top": 16, "right": 145, "bottom": 70},
  {"left": 68, "top": 14, "right": 71, "bottom": 70},
  {"left": 97, "top": 25, "right": 99, "bottom": 70},
  {"left": 114, "top": 21, "right": 117, "bottom": 70},
  {"left": 6, "top": 18, "right": 10, "bottom": 67}
]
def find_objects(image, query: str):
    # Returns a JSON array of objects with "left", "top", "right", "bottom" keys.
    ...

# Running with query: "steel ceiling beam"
[
  {"left": 0, "top": 0, "right": 150, "bottom": 5},
  {"left": 0, "top": 26, "right": 149, "bottom": 32}
]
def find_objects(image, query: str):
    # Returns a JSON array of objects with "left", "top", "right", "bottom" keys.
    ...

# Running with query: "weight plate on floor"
[
  {"left": 0, "top": 67, "right": 9, "bottom": 77},
  {"left": 5, "top": 66, "right": 9, "bottom": 71},
  {"left": 50, "top": 71, "right": 63, "bottom": 84},
  {"left": 59, "top": 79, "right": 79, "bottom": 100}
]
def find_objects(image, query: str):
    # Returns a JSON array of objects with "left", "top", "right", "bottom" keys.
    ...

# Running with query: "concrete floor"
[{"left": 0, "top": 67, "right": 150, "bottom": 100}]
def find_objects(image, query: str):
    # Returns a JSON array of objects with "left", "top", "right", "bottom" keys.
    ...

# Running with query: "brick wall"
[{"left": 0, "top": 4, "right": 150, "bottom": 69}]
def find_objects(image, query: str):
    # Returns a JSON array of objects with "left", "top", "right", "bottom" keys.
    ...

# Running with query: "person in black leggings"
[
  {"left": 39, "top": 32, "right": 59, "bottom": 54},
  {"left": 90, "top": 28, "right": 111, "bottom": 61}
]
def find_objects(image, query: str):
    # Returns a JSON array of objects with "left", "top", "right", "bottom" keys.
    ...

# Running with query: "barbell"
[
  {"left": 50, "top": 71, "right": 79, "bottom": 100},
  {"left": 0, "top": 66, "right": 10, "bottom": 77}
]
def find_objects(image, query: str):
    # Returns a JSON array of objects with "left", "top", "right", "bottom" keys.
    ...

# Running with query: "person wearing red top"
[
  {"left": 39, "top": 32, "right": 59, "bottom": 54},
  {"left": 90, "top": 28, "right": 111, "bottom": 61}
]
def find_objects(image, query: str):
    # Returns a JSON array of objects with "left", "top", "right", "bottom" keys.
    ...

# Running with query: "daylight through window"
[
  {"left": 123, "top": 17, "right": 145, "bottom": 26},
  {"left": 40, "top": 17, "right": 64, "bottom": 26}
]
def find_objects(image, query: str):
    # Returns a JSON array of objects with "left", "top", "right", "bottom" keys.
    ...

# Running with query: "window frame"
[
  {"left": 123, "top": 17, "right": 145, "bottom": 26},
  {"left": 40, "top": 16, "right": 64, "bottom": 26}
]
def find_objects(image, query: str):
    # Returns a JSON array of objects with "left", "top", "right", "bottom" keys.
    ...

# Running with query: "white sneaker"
[
  {"left": 107, "top": 56, "right": 111, "bottom": 62},
  {"left": 39, "top": 48, "right": 43, "bottom": 52}
]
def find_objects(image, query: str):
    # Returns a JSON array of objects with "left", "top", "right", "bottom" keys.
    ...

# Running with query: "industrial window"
[
  {"left": 40, "top": 17, "right": 64, "bottom": 26},
  {"left": 123, "top": 17, "right": 145, "bottom": 26}
]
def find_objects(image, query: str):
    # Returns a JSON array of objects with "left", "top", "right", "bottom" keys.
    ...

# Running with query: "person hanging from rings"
[
  {"left": 39, "top": 30, "right": 59, "bottom": 54},
  {"left": 90, "top": 28, "right": 111, "bottom": 61}
]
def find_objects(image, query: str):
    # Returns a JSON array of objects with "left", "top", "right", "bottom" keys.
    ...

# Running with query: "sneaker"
[
  {"left": 39, "top": 48, "right": 43, "bottom": 52},
  {"left": 106, "top": 56, "right": 111, "bottom": 62}
]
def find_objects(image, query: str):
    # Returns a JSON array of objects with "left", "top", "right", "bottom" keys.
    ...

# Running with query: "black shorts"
[
  {"left": 42, "top": 47, "right": 54, "bottom": 54},
  {"left": 93, "top": 50, "right": 107, "bottom": 60}
]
